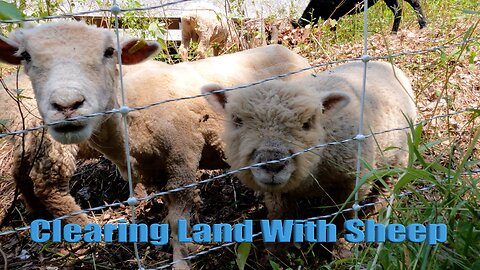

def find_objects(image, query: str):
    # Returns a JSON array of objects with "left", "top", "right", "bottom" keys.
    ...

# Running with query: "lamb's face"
[
  {"left": 0, "top": 21, "right": 158, "bottom": 144},
  {"left": 222, "top": 81, "right": 327, "bottom": 193},
  {"left": 201, "top": 79, "right": 352, "bottom": 193},
  {"left": 14, "top": 23, "right": 118, "bottom": 144}
]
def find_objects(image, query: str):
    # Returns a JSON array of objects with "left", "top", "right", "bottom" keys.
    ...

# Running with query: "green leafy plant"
[
  {"left": 0, "top": 1, "right": 24, "bottom": 20},
  {"left": 236, "top": 242, "right": 251, "bottom": 270}
]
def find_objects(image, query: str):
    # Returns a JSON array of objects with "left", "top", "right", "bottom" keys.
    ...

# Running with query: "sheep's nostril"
[
  {"left": 262, "top": 162, "right": 286, "bottom": 174},
  {"left": 51, "top": 102, "right": 64, "bottom": 112},
  {"left": 51, "top": 98, "right": 85, "bottom": 112},
  {"left": 71, "top": 99, "right": 85, "bottom": 110}
]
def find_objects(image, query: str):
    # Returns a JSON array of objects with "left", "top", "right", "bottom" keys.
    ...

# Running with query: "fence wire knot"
[
  {"left": 110, "top": 4, "right": 121, "bottom": 15},
  {"left": 0, "top": 2, "right": 478, "bottom": 269},
  {"left": 361, "top": 55, "right": 371, "bottom": 62},
  {"left": 127, "top": 196, "right": 139, "bottom": 206},
  {"left": 352, "top": 203, "right": 362, "bottom": 212},
  {"left": 118, "top": 105, "right": 132, "bottom": 115},
  {"left": 354, "top": 134, "right": 367, "bottom": 141}
]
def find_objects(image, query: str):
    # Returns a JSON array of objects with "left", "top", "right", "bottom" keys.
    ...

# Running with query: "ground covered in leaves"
[{"left": 0, "top": 6, "right": 479, "bottom": 270}]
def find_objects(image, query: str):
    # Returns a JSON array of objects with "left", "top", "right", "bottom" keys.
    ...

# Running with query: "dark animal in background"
[{"left": 293, "top": 0, "right": 427, "bottom": 33}]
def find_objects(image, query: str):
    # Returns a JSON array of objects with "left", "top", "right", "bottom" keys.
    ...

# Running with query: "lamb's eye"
[
  {"left": 302, "top": 122, "right": 311, "bottom": 130},
  {"left": 232, "top": 115, "right": 243, "bottom": 128},
  {"left": 302, "top": 116, "right": 314, "bottom": 130},
  {"left": 21, "top": 51, "right": 31, "bottom": 63},
  {"left": 104, "top": 47, "right": 115, "bottom": 58}
]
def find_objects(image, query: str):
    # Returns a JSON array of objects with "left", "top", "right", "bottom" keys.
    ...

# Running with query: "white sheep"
[
  {"left": 178, "top": 2, "right": 231, "bottom": 61},
  {"left": 202, "top": 61, "right": 417, "bottom": 232},
  {"left": 0, "top": 71, "right": 98, "bottom": 225},
  {"left": 0, "top": 21, "right": 312, "bottom": 269}
]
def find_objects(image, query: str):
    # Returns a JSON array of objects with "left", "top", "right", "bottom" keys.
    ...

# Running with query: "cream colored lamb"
[
  {"left": 178, "top": 2, "right": 231, "bottom": 61},
  {"left": 202, "top": 61, "right": 417, "bottom": 222},
  {"left": 0, "top": 72, "right": 97, "bottom": 225},
  {"left": 0, "top": 21, "right": 311, "bottom": 269}
]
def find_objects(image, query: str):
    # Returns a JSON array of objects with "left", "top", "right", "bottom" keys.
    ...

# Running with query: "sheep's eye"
[
  {"left": 21, "top": 51, "right": 31, "bottom": 63},
  {"left": 302, "top": 122, "right": 311, "bottom": 130},
  {"left": 232, "top": 115, "right": 243, "bottom": 128},
  {"left": 104, "top": 47, "right": 115, "bottom": 58},
  {"left": 302, "top": 117, "right": 315, "bottom": 130}
]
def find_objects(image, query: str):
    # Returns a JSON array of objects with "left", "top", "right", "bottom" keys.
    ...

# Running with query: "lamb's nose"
[
  {"left": 51, "top": 97, "right": 85, "bottom": 113},
  {"left": 260, "top": 161, "right": 287, "bottom": 173}
]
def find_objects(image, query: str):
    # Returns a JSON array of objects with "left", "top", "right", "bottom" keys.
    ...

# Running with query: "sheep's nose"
[
  {"left": 254, "top": 149, "right": 290, "bottom": 174},
  {"left": 51, "top": 97, "right": 85, "bottom": 113},
  {"left": 260, "top": 161, "right": 287, "bottom": 173}
]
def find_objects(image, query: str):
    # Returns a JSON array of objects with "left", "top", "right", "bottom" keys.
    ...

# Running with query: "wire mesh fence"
[{"left": 0, "top": 0, "right": 478, "bottom": 269}]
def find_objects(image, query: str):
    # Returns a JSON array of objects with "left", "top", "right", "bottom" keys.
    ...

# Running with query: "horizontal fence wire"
[
  {"left": 151, "top": 173, "right": 469, "bottom": 269},
  {"left": 0, "top": 104, "right": 478, "bottom": 238},
  {"left": 0, "top": 0, "right": 193, "bottom": 23},
  {"left": 0, "top": 169, "right": 462, "bottom": 263},
  {"left": 0, "top": 1, "right": 479, "bottom": 269},
  {"left": 0, "top": 43, "right": 478, "bottom": 236},
  {"left": 0, "top": 36, "right": 478, "bottom": 140},
  {"left": 1, "top": 164, "right": 477, "bottom": 264}
]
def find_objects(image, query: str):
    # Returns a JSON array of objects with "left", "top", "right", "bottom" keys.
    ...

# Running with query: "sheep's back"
[
  {"left": 182, "top": 44, "right": 312, "bottom": 84},
  {"left": 313, "top": 61, "right": 417, "bottom": 168}
]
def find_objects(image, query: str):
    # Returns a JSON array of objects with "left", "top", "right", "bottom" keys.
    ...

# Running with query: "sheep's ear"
[
  {"left": 320, "top": 91, "right": 351, "bottom": 115},
  {"left": 121, "top": 39, "right": 160, "bottom": 65},
  {"left": 201, "top": 83, "right": 228, "bottom": 113},
  {"left": 0, "top": 36, "right": 22, "bottom": 65}
]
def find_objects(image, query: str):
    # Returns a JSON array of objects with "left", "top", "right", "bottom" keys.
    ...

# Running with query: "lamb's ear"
[
  {"left": 121, "top": 39, "right": 160, "bottom": 65},
  {"left": 319, "top": 91, "right": 351, "bottom": 115},
  {"left": 201, "top": 83, "right": 228, "bottom": 113},
  {"left": 0, "top": 36, "right": 22, "bottom": 65}
]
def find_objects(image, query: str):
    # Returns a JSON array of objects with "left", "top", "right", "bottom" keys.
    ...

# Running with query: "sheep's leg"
[
  {"left": 179, "top": 31, "right": 191, "bottom": 62},
  {"left": 264, "top": 192, "right": 293, "bottom": 220},
  {"left": 31, "top": 135, "right": 88, "bottom": 225},
  {"left": 179, "top": 44, "right": 189, "bottom": 62},
  {"left": 13, "top": 131, "right": 89, "bottom": 225},
  {"left": 384, "top": 0, "right": 403, "bottom": 33},
  {"left": 262, "top": 193, "right": 295, "bottom": 260},
  {"left": 12, "top": 154, "right": 51, "bottom": 220},
  {"left": 404, "top": 0, "right": 427, "bottom": 29},
  {"left": 33, "top": 174, "right": 89, "bottom": 225},
  {"left": 164, "top": 190, "right": 198, "bottom": 270},
  {"left": 196, "top": 29, "right": 213, "bottom": 59},
  {"left": 212, "top": 44, "right": 220, "bottom": 57},
  {"left": 296, "top": 0, "right": 322, "bottom": 27},
  {"left": 212, "top": 33, "right": 228, "bottom": 56},
  {"left": 162, "top": 155, "right": 202, "bottom": 270}
]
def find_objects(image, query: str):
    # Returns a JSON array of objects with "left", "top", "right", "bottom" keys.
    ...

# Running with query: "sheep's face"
[
  {"left": 0, "top": 21, "right": 158, "bottom": 144},
  {"left": 202, "top": 80, "right": 351, "bottom": 193}
]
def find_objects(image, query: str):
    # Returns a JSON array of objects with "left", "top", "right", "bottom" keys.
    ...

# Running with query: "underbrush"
[{"left": 0, "top": 0, "right": 479, "bottom": 269}]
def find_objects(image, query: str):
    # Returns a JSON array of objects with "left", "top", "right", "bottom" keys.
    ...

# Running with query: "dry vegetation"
[{"left": 0, "top": 0, "right": 479, "bottom": 269}]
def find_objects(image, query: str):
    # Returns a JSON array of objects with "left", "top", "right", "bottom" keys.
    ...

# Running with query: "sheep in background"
[
  {"left": 293, "top": 0, "right": 427, "bottom": 33},
  {"left": 0, "top": 71, "right": 98, "bottom": 225},
  {"left": 202, "top": 61, "right": 417, "bottom": 251},
  {"left": 179, "top": 2, "right": 231, "bottom": 61},
  {"left": 0, "top": 21, "right": 312, "bottom": 269}
]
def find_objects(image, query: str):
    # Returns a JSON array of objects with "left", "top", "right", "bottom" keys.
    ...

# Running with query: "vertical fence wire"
[
  {"left": 352, "top": 0, "right": 371, "bottom": 264},
  {"left": 111, "top": 2, "right": 143, "bottom": 269},
  {"left": 1, "top": 1, "right": 476, "bottom": 268}
]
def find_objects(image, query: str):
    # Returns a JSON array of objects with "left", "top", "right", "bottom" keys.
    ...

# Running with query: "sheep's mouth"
[
  {"left": 48, "top": 122, "right": 93, "bottom": 144},
  {"left": 52, "top": 123, "right": 86, "bottom": 133},
  {"left": 257, "top": 180, "right": 288, "bottom": 192},
  {"left": 263, "top": 182, "right": 284, "bottom": 187}
]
